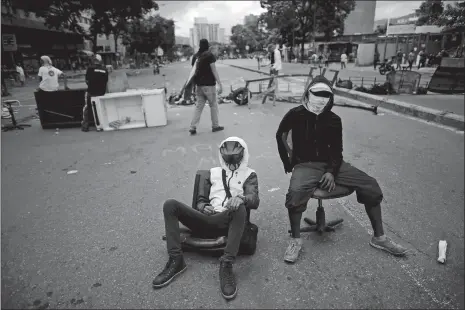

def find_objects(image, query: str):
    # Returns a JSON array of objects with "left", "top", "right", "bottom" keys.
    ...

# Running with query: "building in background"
[
  {"left": 1, "top": 6, "right": 85, "bottom": 72},
  {"left": 209, "top": 23, "right": 219, "bottom": 43},
  {"left": 343, "top": 0, "right": 376, "bottom": 35},
  {"left": 189, "top": 17, "right": 226, "bottom": 50},
  {"left": 219, "top": 28, "right": 226, "bottom": 44},
  {"left": 78, "top": 11, "right": 127, "bottom": 65}
]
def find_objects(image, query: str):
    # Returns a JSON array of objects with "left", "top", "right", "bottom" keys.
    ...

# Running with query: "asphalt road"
[{"left": 1, "top": 61, "right": 464, "bottom": 309}]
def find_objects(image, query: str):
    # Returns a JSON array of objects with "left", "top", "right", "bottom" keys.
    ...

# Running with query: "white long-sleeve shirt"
[{"left": 273, "top": 48, "right": 282, "bottom": 71}]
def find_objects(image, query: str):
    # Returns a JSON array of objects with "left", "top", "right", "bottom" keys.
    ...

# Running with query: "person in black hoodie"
[{"left": 276, "top": 75, "right": 408, "bottom": 264}]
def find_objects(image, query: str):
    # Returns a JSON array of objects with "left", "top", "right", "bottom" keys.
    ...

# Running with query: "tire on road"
[{"left": 231, "top": 87, "right": 252, "bottom": 105}]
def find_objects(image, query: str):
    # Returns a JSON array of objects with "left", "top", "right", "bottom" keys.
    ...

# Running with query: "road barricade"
[{"left": 34, "top": 88, "right": 90, "bottom": 129}]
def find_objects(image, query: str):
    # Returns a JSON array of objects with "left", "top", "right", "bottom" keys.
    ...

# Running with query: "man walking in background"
[
  {"left": 189, "top": 39, "right": 224, "bottom": 135},
  {"left": 263, "top": 43, "right": 282, "bottom": 103}
]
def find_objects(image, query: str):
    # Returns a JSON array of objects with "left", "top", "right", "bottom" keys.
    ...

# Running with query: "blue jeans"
[{"left": 190, "top": 85, "right": 220, "bottom": 129}]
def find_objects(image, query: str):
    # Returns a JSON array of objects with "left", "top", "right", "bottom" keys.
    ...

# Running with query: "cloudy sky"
[{"left": 155, "top": 1, "right": 430, "bottom": 37}]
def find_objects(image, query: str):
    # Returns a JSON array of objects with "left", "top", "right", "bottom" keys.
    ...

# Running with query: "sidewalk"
[{"left": 225, "top": 59, "right": 464, "bottom": 130}]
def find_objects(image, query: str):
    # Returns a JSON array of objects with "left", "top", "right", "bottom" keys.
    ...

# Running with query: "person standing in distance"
[
  {"left": 263, "top": 43, "right": 282, "bottom": 103},
  {"left": 81, "top": 54, "right": 108, "bottom": 132},
  {"left": 189, "top": 39, "right": 224, "bottom": 135}
]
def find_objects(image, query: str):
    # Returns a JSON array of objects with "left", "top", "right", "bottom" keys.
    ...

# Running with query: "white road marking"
[{"left": 336, "top": 197, "right": 457, "bottom": 309}]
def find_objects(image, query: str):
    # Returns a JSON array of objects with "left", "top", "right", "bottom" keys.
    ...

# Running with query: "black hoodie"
[{"left": 276, "top": 75, "right": 343, "bottom": 176}]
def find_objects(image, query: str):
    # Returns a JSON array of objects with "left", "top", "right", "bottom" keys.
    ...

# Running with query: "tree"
[
  {"left": 415, "top": 0, "right": 444, "bottom": 26},
  {"left": 260, "top": 0, "right": 355, "bottom": 62},
  {"left": 126, "top": 15, "right": 175, "bottom": 60},
  {"left": 1, "top": 0, "right": 159, "bottom": 52},
  {"left": 230, "top": 14, "right": 268, "bottom": 53},
  {"left": 435, "top": 1, "right": 465, "bottom": 30}
]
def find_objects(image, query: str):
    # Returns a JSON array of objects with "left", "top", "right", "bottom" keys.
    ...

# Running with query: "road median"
[{"left": 227, "top": 63, "right": 464, "bottom": 131}]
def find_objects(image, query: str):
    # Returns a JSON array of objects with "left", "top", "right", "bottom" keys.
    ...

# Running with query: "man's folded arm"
[{"left": 242, "top": 172, "right": 259, "bottom": 210}]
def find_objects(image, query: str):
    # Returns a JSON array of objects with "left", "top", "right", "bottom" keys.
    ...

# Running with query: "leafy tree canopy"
[
  {"left": 435, "top": 0, "right": 465, "bottom": 30},
  {"left": 415, "top": 0, "right": 444, "bottom": 26},
  {"left": 1, "top": 0, "right": 158, "bottom": 52}
]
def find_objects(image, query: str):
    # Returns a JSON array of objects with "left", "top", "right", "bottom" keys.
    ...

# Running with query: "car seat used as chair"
[{"left": 162, "top": 170, "right": 257, "bottom": 255}]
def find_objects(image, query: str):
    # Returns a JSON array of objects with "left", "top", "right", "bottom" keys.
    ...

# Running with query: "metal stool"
[
  {"left": 2, "top": 99, "right": 31, "bottom": 132},
  {"left": 290, "top": 185, "right": 354, "bottom": 235}
]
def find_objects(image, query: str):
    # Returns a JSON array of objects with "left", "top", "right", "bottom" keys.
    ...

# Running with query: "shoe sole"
[
  {"left": 221, "top": 286, "right": 237, "bottom": 300},
  {"left": 284, "top": 257, "right": 298, "bottom": 264},
  {"left": 152, "top": 265, "right": 187, "bottom": 289},
  {"left": 369, "top": 241, "right": 407, "bottom": 257}
]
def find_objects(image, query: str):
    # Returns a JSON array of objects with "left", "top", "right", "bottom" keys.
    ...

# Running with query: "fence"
[
  {"left": 241, "top": 67, "right": 340, "bottom": 108},
  {"left": 345, "top": 72, "right": 433, "bottom": 91}
]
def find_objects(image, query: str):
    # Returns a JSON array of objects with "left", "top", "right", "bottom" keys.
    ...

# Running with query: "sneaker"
[
  {"left": 369, "top": 236, "right": 408, "bottom": 257},
  {"left": 152, "top": 256, "right": 187, "bottom": 289},
  {"left": 212, "top": 126, "right": 224, "bottom": 132},
  {"left": 219, "top": 261, "right": 237, "bottom": 300},
  {"left": 189, "top": 128, "right": 197, "bottom": 135},
  {"left": 284, "top": 238, "right": 302, "bottom": 263},
  {"left": 81, "top": 127, "right": 89, "bottom": 132}
]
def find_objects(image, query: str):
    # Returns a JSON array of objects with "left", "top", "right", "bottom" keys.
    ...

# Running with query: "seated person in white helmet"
[{"left": 153, "top": 137, "right": 259, "bottom": 300}]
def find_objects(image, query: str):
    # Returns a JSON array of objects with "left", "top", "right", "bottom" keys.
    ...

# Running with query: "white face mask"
[{"left": 304, "top": 91, "right": 331, "bottom": 115}]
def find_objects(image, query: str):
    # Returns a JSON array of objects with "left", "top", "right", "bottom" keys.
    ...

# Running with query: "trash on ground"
[
  {"left": 130, "top": 170, "right": 137, "bottom": 174},
  {"left": 67, "top": 170, "right": 78, "bottom": 175},
  {"left": 268, "top": 187, "right": 280, "bottom": 192},
  {"left": 438, "top": 240, "right": 447, "bottom": 264}
]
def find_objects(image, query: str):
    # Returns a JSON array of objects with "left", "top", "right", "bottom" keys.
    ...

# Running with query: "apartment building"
[
  {"left": 1, "top": 6, "right": 84, "bottom": 70},
  {"left": 189, "top": 17, "right": 226, "bottom": 50}
]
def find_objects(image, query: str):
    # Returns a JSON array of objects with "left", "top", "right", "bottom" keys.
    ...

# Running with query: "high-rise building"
[
  {"left": 343, "top": 1, "right": 376, "bottom": 35},
  {"left": 209, "top": 24, "right": 219, "bottom": 43},
  {"left": 219, "top": 28, "right": 225, "bottom": 44},
  {"left": 190, "top": 18, "right": 227, "bottom": 50}
]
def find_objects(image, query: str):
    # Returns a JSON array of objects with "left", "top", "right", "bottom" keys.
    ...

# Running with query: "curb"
[
  {"left": 227, "top": 63, "right": 464, "bottom": 131},
  {"left": 333, "top": 87, "right": 464, "bottom": 131}
]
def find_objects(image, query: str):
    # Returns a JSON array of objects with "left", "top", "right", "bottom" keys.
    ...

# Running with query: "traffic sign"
[{"left": 2, "top": 34, "right": 17, "bottom": 52}]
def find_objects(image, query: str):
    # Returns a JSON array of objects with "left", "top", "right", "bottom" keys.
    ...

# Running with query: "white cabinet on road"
[{"left": 91, "top": 89, "right": 167, "bottom": 131}]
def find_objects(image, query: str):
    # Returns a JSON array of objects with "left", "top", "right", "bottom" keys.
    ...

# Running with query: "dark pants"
[
  {"left": 263, "top": 69, "right": 278, "bottom": 102},
  {"left": 408, "top": 61, "right": 414, "bottom": 70},
  {"left": 373, "top": 60, "right": 378, "bottom": 70},
  {"left": 81, "top": 93, "right": 94, "bottom": 129},
  {"left": 285, "top": 161, "right": 383, "bottom": 213},
  {"left": 163, "top": 199, "right": 246, "bottom": 263}
]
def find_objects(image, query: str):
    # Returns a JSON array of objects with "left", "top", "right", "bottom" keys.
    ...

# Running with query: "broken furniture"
[{"left": 91, "top": 88, "right": 167, "bottom": 131}]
